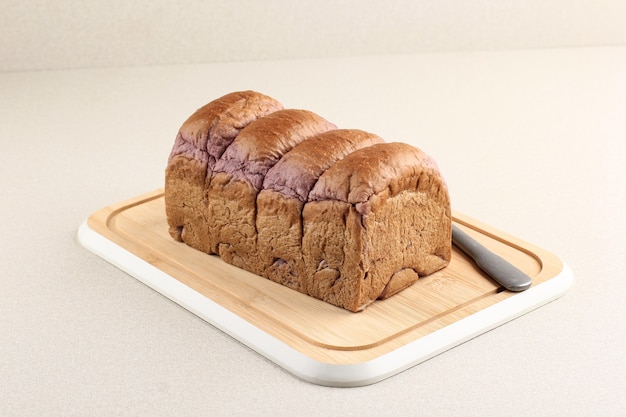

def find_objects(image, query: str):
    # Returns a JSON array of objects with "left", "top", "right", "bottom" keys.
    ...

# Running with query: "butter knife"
[{"left": 452, "top": 224, "right": 532, "bottom": 292}]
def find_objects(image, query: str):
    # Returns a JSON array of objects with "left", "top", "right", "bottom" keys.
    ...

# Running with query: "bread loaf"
[
  {"left": 165, "top": 90, "right": 284, "bottom": 252},
  {"left": 257, "top": 129, "right": 385, "bottom": 291},
  {"left": 165, "top": 91, "right": 452, "bottom": 311},
  {"left": 207, "top": 109, "right": 337, "bottom": 266}
]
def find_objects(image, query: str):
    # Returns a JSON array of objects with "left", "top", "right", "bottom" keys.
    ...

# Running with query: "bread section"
[{"left": 165, "top": 91, "right": 452, "bottom": 311}]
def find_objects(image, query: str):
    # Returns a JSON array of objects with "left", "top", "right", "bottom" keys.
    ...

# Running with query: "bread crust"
[
  {"left": 164, "top": 91, "right": 283, "bottom": 251},
  {"left": 303, "top": 143, "right": 452, "bottom": 311},
  {"left": 256, "top": 129, "right": 384, "bottom": 290},
  {"left": 206, "top": 109, "right": 337, "bottom": 261},
  {"left": 165, "top": 91, "right": 452, "bottom": 312}
]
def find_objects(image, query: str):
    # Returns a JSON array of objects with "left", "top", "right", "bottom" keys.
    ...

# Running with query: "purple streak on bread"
[
  {"left": 207, "top": 109, "right": 337, "bottom": 262},
  {"left": 262, "top": 129, "right": 385, "bottom": 202},
  {"left": 213, "top": 109, "right": 338, "bottom": 190},
  {"left": 168, "top": 90, "right": 284, "bottom": 168},
  {"left": 165, "top": 91, "right": 283, "bottom": 249},
  {"left": 256, "top": 129, "right": 385, "bottom": 291}
]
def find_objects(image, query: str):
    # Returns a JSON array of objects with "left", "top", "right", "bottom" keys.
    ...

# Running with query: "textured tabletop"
[{"left": 1, "top": 46, "right": 625, "bottom": 416}]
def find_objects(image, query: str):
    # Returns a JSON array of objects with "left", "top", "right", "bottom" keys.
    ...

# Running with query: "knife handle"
[{"left": 451, "top": 224, "right": 532, "bottom": 292}]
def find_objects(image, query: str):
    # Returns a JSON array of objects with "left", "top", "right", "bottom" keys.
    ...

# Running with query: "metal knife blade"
[{"left": 452, "top": 224, "right": 532, "bottom": 292}]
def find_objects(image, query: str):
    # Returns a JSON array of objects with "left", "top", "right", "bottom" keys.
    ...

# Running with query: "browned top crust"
[
  {"left": 309, "top": 142, "right": 447, "bottom": 212},
  {"left": 262, "top": 129, "right": 384, "bottom": 201},
  {"left": 213, "top": 109, "right": 337, "bottom": 190},
  {"left": 170, "top": 90, "right": 283, "bottom": 162}
]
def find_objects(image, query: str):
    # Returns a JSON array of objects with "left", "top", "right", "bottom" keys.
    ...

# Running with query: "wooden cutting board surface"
[{"left": 86, "top": 189, "right": 563, "bottom": 365}]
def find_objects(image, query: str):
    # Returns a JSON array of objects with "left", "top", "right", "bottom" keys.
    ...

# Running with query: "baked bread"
[
  {"left": 165, "top": 90, "right": 284, "bottom": 252},
  {"left": 206, "top": 109, "right": 337, "bottom": 265},
  {"left": 257, "top": 129, "right": 385, "bottom": 290},
  {"left": 165, "top": 91, "right": 452, "bottom": 312},
  {"left": 302, "top": 142, "right": 451, "bottom": 311}
]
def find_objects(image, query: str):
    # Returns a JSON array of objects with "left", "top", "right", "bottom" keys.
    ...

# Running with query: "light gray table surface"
[{"left": 1, "top": 46, "right": 624, "bottom": 416}]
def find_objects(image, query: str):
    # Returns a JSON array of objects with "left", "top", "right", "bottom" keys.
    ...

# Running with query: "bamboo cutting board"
[{"left": 79, "top": 189, "right": 573, "bottom": 386}]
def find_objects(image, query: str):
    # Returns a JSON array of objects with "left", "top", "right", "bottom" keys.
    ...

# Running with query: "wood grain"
[{"left": 87, "top": 189, "right": 563, "bottom": 364}]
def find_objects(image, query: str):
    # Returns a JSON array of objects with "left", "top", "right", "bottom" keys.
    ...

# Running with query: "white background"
[
  {"left": 1, "top": 2, "right": 625, "bottom": 416},
  {"left": 2, "top": 0, "right": 626, "bottom": 72}
]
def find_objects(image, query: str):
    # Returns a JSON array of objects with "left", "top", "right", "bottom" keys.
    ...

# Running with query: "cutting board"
[{"left": 78, "top": 189, "right": 573, "bottom": 386}]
